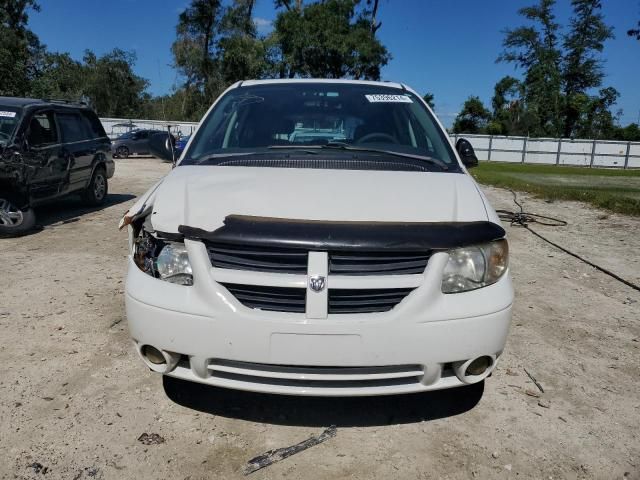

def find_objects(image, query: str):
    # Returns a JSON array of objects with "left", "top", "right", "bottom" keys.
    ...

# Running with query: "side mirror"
[
  {"left": 148, "top": 132, "right": 176, "bottom": 162},
  {"left": 455, "top": 138, "right": 479, "bottom": 168}
]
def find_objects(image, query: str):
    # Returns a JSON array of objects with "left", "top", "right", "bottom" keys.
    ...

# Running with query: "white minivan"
[{"left": 122, "top": 79, "right": 513, "bottom": 396}]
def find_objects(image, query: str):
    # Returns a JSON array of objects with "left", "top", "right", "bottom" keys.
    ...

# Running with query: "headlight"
[
  {"left": 133, "top": 232, "right": 193, "bottom": 286},
  {"left": 441, "top": 239, "right": 508, "bottom": 293},
  {"left": 156, "top": 243, "right": 193, "bottom": 285}
]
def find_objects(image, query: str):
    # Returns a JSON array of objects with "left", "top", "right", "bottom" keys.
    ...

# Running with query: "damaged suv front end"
[
  {"left": 0, "top": 106, "right": 35, "bottom": 231},
  {"left": 123, "top": 79, "right": 513, "bottom": 396}
]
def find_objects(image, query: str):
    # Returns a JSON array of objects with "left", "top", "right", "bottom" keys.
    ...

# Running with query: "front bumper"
[{"left": 125, "top": 240, "right": 514, "bottom": 396}]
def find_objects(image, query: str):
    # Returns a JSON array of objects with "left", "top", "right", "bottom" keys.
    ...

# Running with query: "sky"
[{"left": 28, "top": 0, "right": 640, "bottom": 127}]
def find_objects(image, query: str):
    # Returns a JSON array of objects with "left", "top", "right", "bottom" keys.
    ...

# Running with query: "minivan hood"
[{"left": 147, "top": 166, "right": 489, "bottom": 234}]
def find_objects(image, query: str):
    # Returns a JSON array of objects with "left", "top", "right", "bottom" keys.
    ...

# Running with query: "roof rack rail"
[{"left": 41, "top": 98, "right": 88, "bottom": 106}]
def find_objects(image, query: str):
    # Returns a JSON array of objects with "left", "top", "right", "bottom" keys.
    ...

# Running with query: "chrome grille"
[{"left": 328, "top": 288, "right": 415, "bottom": 314}]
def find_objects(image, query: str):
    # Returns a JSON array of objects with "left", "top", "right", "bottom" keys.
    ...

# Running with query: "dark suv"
[{"left": 0, "top": 97, "right": 114, "bottom": 236}]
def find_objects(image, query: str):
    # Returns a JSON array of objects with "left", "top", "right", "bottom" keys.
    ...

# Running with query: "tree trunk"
[{"left": 370, "top": 0, "right": 381, "bottom": 35}]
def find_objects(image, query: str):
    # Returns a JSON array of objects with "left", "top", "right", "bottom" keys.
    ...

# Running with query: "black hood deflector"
[{"left": 178, "top": 215, "right": 505, "bottom": 251}]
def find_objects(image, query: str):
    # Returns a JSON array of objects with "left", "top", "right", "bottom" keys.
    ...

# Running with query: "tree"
[
  {"left": 270, "top": 0, "right": 390, "bottom": 79},
  {"left": 629, "top": 20, "right": 640, "bottom": 40},
  {"left": 453, "top": 96, "right": 491, "bottom": 134},
  {"left": 171, "top": 0, "right": 277, "bottom": 119},
  {"left": 172, "top": 0, "right": 224, "bottom": 103},
  {"left": 489, "top": 76, "right": 529, "bottom": 135},
  {"left": 29, "top": 52, "right": 85, "bottom": 99},
  {"left": 497, "top": 0, "right": 562, "bottom": 136},
  {"left": 0, "top": 0, "right": 42, "bottom": 96},
  {"left": 82, "top": 49, "right": 149, "bottom": 117},
  {"left": 612, "top": 123, "right": 640, "bottom": 141},
  {"left": 574, "top": 86, "right": 619, "bottom": 139},
  {"left": 422, "top": 93, "right": 435, "bottom": 109},
  {"left": 219, "top": 0, "right": 272, "bottom": 84},
  {"left": 561, "top": 0, "right": 614, "bottom": 137}
]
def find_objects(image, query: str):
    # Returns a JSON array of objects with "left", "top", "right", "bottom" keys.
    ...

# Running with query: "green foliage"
[
  {"left": 166, "top": 0, "right": 390, "bottom": 120},
  {"left": 629, "top": 20, "right": 640, "bottom": 40},
  {"left": 81, "top": 49, "right": 149, "bottom": 117},
  {"left": 422, "top": 93, "right": 435, "bottom": 109},
  {"left": 561, "top": 0, "right": 614, "bottom": 137},
  {"left": 270, "top": 0, "right": 389, "bottom": 79},
  {"left": 0, "top": 0, "right": 41, "bottom": 96},
  {"left": 497, "top": 0, "right": 562, "bottom": 136},
  {"left": 453, "top": 96, "right": 492, "bottom": 134},
  {"left": 490, "top": 76, "right": 529, "bottom": 135},
  {"left": 1, "top": 1, "right": 148, "bottom": 117},
  {"left": 29, "top": 52, "right": 84, "bottom": 99},
  {"left": 492, "top": 0, "right": 631, "bottom": 140},
  {"left": 612, "top": 123, "right": 640, "bottom": 142}
]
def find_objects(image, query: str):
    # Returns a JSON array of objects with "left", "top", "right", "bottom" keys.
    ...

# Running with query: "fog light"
[
  {"left": 142, "top": 345, "right": 165, "bottom": 365},
  {"left": 465, "top": 356, "right": 491, "bottom": 376}
]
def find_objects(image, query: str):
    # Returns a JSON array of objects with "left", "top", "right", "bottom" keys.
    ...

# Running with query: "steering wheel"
[{"left": 355, "top": 132, "right": 398, "bottom": 144}]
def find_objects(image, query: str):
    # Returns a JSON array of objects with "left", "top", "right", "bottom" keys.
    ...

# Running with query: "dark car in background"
[
  {"left": 112, "top": 129, "right": 164, "bottom": 158},
  {"left": 174, "top": 134, "right": 190, "bottom": 157},
  {"left": 0, "top": 97, "right": 114, "bottom": 236}
]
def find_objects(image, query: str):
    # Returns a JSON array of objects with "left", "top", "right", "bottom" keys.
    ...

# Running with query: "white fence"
[
  {"left": 453, "top": 133, "right": 640, "bottom": 169},
  {"left": 100, "top": 117, "right": 199, "bottom": 140}
]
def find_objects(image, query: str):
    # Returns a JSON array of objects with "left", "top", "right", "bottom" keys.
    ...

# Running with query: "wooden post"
[
  {"left": 589, "top": 139, "right": 596, "bottom": 167},
  {"left": 555, "top": 138, "right": 562, "bottom": 166},
  {"left": 624, "top": 142, "right": 631, "bottom": 169},
  {"left": 487, "top": 135, "right": 493, "bottom": 161},
  {"left": 521, "top": 137, "right": 528, "bottom": 163}
]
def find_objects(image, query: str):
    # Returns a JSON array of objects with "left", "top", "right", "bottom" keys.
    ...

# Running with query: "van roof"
[{"left": 238, "top": 78, "right": 407, "bottom": 90}]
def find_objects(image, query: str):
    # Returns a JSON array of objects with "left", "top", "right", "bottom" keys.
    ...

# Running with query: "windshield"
[
  {"left": 181, "top": 83, "right": 458, "bottom": 170},
  {"left": 0, "top": 106, "right": 21, "bottom": 144}
]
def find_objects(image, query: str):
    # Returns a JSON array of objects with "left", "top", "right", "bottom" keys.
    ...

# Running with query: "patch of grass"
[{"left": 471, "top": 162, "right": 640, "bottom": 216}]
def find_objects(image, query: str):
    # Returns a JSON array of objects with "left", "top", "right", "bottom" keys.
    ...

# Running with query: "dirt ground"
[{"left": 1, "top": 157, "right": 639, "bottom": 480}]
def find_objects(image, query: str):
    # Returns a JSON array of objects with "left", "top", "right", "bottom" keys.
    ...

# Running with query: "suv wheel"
[
  {"left": 0, "top": 198, "right": 36, "bottom": 237},
  {"left": 116, "top": 146, "right": 130, "bottom": 158},
  {"left": 81, "top": 167, "right": 108, "bottom": 206}
]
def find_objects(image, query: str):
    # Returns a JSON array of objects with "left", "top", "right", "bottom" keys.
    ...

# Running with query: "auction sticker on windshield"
[
  {"left": 365, "top": 94, "right": 413, "bottom": 103},
  {"left": 0, "top": 111, "right": 17, "bottom": 117}
]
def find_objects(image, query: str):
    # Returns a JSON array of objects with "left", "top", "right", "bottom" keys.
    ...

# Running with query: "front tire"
[
  {"left": 0, "top": 198, "right": 36, "bottom": 237},
  {"left": 81, "top": 167, "right": 108, "bottom": 206},
  {"left": 116, "top": 146, "right": 130, "bottom": 159}
]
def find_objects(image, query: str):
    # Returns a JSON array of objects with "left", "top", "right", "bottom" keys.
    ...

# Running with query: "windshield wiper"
[{"left": 320, "top": 142, "right": 449, "bottom": 170}]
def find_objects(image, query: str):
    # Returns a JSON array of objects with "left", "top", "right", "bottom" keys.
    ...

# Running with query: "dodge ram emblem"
[{"left": 309, "top": 275, "right": 326, "bottom": 293}]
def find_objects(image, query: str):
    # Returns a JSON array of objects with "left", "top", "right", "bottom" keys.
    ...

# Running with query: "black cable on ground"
[{"left": 497, "top": 189, "right": 640, "bottom": 293}]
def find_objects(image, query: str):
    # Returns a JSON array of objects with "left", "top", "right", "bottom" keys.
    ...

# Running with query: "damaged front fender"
[
  {"left": 119, "top": 177, "right": 165, "bottom": 235},
  {"left": 0, "top": 148, "right": 31, "bottom": 206}
]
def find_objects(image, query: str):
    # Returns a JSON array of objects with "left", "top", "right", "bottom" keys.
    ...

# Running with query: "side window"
[
  {"left": 81, "top": 111, "right": 106, "bottom": 139},
  {"left": 57, "top": 112, "right": 89, "bottom": 143},
  {"left": 137, "top": 131, "right": 149, "bottom": 140},
  {"left": 27, "top": 111, "right": 58, "bottom": 147}
]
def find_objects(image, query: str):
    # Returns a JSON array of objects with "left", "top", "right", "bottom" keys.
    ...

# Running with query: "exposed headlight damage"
[
  {"left": 441, "top": 239, "right": 509, "bottom": 293},
  {"left": 133, "top": 229, "right": 193, "bottom": 286}
]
